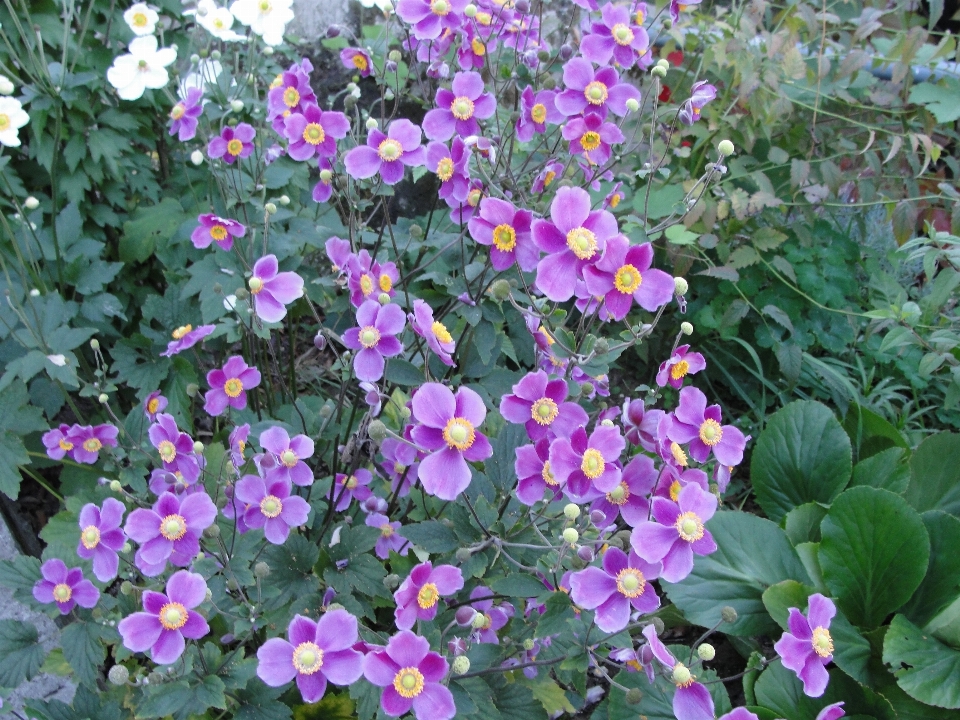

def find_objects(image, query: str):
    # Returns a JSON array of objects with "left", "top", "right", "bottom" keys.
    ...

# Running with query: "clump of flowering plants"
[{"left": 0, "top": 1, "right": 880, "bottom": 719}]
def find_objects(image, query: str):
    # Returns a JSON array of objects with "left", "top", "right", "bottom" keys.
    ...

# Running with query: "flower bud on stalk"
[
  {"left": 254, "top": 561, "right": 271, "bottom": 578},
  {"left": 681, "top": 321, "right": 694, "bottom": 336},
  {"left": 265, "top": 202, "right": 277, "bottom": 215},
  {"left": 230, "top": 99, "right": 244, "bottom": 112},
  {"left": 108, "top": 665, "right": 129, "bottom": 685},
  {"left": 24, "top": 196, "right": 39, "bottom": 210},
  {"left": 562, "top": 528, "right": 579, "bottom": 545},
  {"left": 464, "top": 4, "right": 477, "bottom": 17},
  {"left": 366, "top": 118, "right": 379, "bottom": 130},
  {"left": 698, "top": 643, "right": 716, "bottom": 661},
  {"left": 191, "top": 150, "right": 204, "bottom": 165},
  {"left": 564, "top": 503, "right": 581, "bottom": 520},
  {"left": 721, "top": 606, "right": 738, "bottom": 623},
  {"left": 455, "top": 547, "right": 473, "bottom": 563},
  {"left": 451, "top": 656, "right": 471, "bottom": 675},
  {"left": 109, "top": 480, "right": 122, "bottom": 492},
  {"left": 674, "top": 276, "right": 689, "bottom": 295},
  {"left": 717, "top": 140, "right": 735, "bottom": 157},
  {"left": 203, "top": 524, "right": 220, "bottom": 538}
]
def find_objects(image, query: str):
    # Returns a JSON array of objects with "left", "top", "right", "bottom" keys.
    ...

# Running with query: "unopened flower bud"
[
  {"left": 363, "top": 420, "right": 386, "bottom": 443},
  {"left": 680, "top": 321, "right": 694, "bottom": 336},
  {"left": 562, "top": 528, "right": 579, "bottom": 545},
  {"left": 388, "top": 49, "right": 402, "bottom": 63},
  {"left": 147, "top": 671, "right": 163, "bottom": 684},
  {"left": 191, "top": 150, "right": 204, "bottom": 165},
  {"left": 590, "top": 510, "right": 607, "bottom": 526},
  {"left": 0, "top": 76, "right": 15, "bottom": 95},
  {"left": 326, "top": 23, "right": 341, "bottom": 37},
  {"left": 652, "top": 65, "right": 667, "bottom": 78},
  {"left": 464, "top": 3, "right": 477, "bottom": 16},
  {"left": 265, "top": 202, "right": 277, "bottom": 215},
  {"left": 235, "top": 287, "right": 249, "bottom": 300},
  {"left": 697, "top": 643, "right": 716, "bottom": 661},
  {"left": 580, "top": 382, "right": 594, "bottom": 396},
  {"left": 24, "top": 196, "right": 39, "bottom": 210},
  {"left": 515, "top": 0, "right": 530, "bottom": 11},
  {"left": 108, "top": 665, "right": 129, "bottom": 685},
  {"left": 262, "top": 44, "right": 274, "bottom": 55},
  {"left": 456, "top": 606, "right": 477, "bottom": 625},
  {"left": 203, "top": 524, "right": 220, "bottom": 538},
  {"left": 674, "top": 276, "right": 689, "bottom": 295},
  {"left": 109, "top": 479, "right": 122, "bottom": 492},
  {"left": 365, "top": 117, "right": 379, "bottom": 130},
  {"left": 190, "top": 53, "right": 200, "bottom": 64},
  {"left": 29, "top": 288, "right": 40, "bottom": 296},
  {"left": 560, "top": 44, "right": 574, "bottom": 60},
  {"left": 254, "top": 561, "right": 271, "bottom": 579},
  {"left": 344, "top": 94, "right": 357, "bottom": 110},
  {"left": 408, "top": 224, "right": 423, "bottom": 238},
  {"left": 378, "top": 292, "right": 391, "bottom": 305},
  {"left": 663, "top": 17, "right": 673, "bottom": 28},
  {"left": 120, "top": 580, "right": 133, "bottom": 595},
  {"left": 98, "top": 393, "right": 109, "bottom": 404},
  {"left": 717, "top": 140, "right": 735, "bottom": 156},
  {"left": 279, "top": 194, "right": 290, "bottom": 206},
  {"left": 90, "top": 338, "right": 100, "bottom": 350},
  {"left": 193, "top": 441, "right": 204, "bottom": 454},
  {"left": 320, "top": 404, "right": 333, "bottom": 418},
  {"left": 384, "top": 573, "right": 400, "bottom": 590},
  {"left": 210, "top": 50, "right": 222, "bottom": 60},
  {"left": 537, "top": 49, "right": 550, "bottom": 62},
  {"left": 186, "top": 383, "right": 199, "bottom": 397},
  {"left": 577, "top": 545, "right": 594, "bottom": 563},
  {"left": 122, "top": 541, "right": 132, "bottom": 553},
  {"left": 626, "top": 688, "right": 643, "bottom": 704},
  {"left": 313, "top": 332, "right": 327, "bottom": 351},
  {"left": 451, "top": 656, "right": 471, "bottom": 675},
  {"left": 721, "top": 606, "right": 738, "bottom": 623},
  {"left": 564, "top": 503, "right": 581, "bottom": 520},
  {"left": 542, "top": 76, "right": 557, "bottom": 90},
  {"left": 230, "top": 99, "right": 244, "bottom": 112},
  {"left": 490, "top": 279, "right": 511, "bottom": 301},
  {"left": 625, "top": 98, "right": 640, "bottom": 112},
  {"left": 400, "top": 406, "right": 411, "bottom": 418}
]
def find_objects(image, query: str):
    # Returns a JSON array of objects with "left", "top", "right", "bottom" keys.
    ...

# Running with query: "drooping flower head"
[
  {"left": 773, "top": 593, "right": 836, "bottom": 697},
  {"left": 77, "top": 497, "right": 126, "bottom": 582},
  {"left": 569, "top": 547, "right": 661, "bottom": 633},
  {"left": 249, "top": 254, "right": 305, "bottom": 323},
  {"left": 284, "top": 104, "right": 350, "bottom": 161},
  {"left": 124, "top": 491, "right": 217, "bottom": 576},
  {"left": 33, "top": 559, "right": 99, "bottom": 615},
  {"left": 667, "top": 386, "right": 747, "bottom": 466},
  {"left": 366, "top": 512, "right": 410, "bottom": 559},
  {"left": 118, "top": 571, "right": 210, "bottom": 665},
  {"left": 191, "top": 213, "right": 247, "bottom": 251},
  {"left": 342, "top": 300, "right": 406, "bottom": 383},
  {"left": 67, "top": 424, "right": 119, "bottom": 464},
  {"left": 344, "top": 118, "right": 427, "bottom": 186},
  {"left": 410, "top": 383, "right": 492, "bottom": 500},
  {"left": 581, "top": 2, "right": 651, "bottom": 68},
  {"left": 679, "top": 80, "right": 716, "bottom": 125},
  {"left": 341, "top": 47, "right": 373, "bottom": 77},
  {"left": 500, "top": 370, "right": 589, "bottom": 442},
  {"left": 257, "top": 610, "right": 365, "bottom": 702},
  {"left": 234, "top": 473, "right": 310, "bottom": 544},
  {"left": 204, "top": 355, "right": 262, "bottom": 416},
  {"left": 549, "top": 424, "right": 625, "bottom": 499},
  {"left": 208, "top": 123, "right": 256, "bottom": 164},
  {"left": 160, "top": 323, "right": 216, "bottom": 357},
  {"left": 230, "top": 423, "right": 251, "bottom": 468},
  {"left": 144, "top": 391, "right": 168, "bottom": 422},
  {"left": 259, "top": 426, "right": 315, "bottom": 486},
  {"left": 630, "top": 483, "right": 717, "bottom": 583},
  {"left": 396, "top": 0, "right": 469, "bottom": 41},
  {"left": 468, "top": 197, "right": 538, "bottom": 272},
  {"left": 583, "top": 235, "right": 675, "bottom": 320},
  {"left": 656, "top": 345, "right": 706, "bottom": 389},
  {"left": 409, "top": 299, "right": 456, "bottom": 367},
  {"left": 168, "top": 87, "right": 204, "bottom": 141},
  {"left": 422, "top": 71, "right": 496, "bottom": 141},
  {"left": 149, "top": 413, "right": 204, "bottom": 484},
  {"left": 555, "top": 58, "right": 641, "bottom": 119},
  {"left": 394, "top": 562, "right": 464, "bottom": 629},
  {"left": 516, "top": 86, "right": 563, "bottom": 142}
]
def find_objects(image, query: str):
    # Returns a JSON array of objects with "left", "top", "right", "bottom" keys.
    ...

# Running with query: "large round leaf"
[
  {"left": 751, "top": 401, "right": 852, "bottom": 522},
  {"left": 905, "top": 432, "right": 960, "bottom": 516},
  {"left": 883, "top": 614, "right": 960, "bottom": 709},
  {"left": 820, "top": 487, "right": 930, "bottom": 628},
  {"left": 755, "top": 660, "right": 895, "bottom": 720},
  {"left": 900, "top": 511, "right": 960, "bottom": 628},
  {"left": 663, "top": 511, "right": 810, "bottom": 636}
]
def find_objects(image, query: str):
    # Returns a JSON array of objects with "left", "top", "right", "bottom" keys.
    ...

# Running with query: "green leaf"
[
  {"left": 0, "top": 430, "right": 30, "bottom": 498},
  {"left": 535, "top": 592, "right": 577, "bottom": 638},
  {"left": 491, "top": 574, "right": 548, "bottom": 598},
  {"left": 849, "top": 447, "right": 911, "bottom": 494},
  {"left": 843, "top": 404, "right": 909, "bottom": 462},
  {"left": 795, "top": 542, "right": 827, "bottom": 594},
  {"left": 664, "top": 511, "right": 811, "bottom": 636},
  {"left": 60, "top": 621, "right": 109, "bottom": 687},
  {"left": 755, "top": 661, "right": 895, "bottom": 720},
  {"left": 820, "top": 486, "right": 930, "bottom": 628},
  {"left": 261, "top": 533, "right": 319, "bottom": 604},
  {"left": 905, "top": 432, "right": 960, "bottom": 516},
  {"left": 529, "top": 677, "right": 575, "bottom": 714},
  {"left": 783, "top": 503, "right": 827, "bottom": 545},
  {"left": 751, "top": 401, "right": 852, "bottom": 522},
  {"left": 233, "top": 681, "right": 292, "bottom": 720},
  {"left": 762, "top": 580, "right": 815, "bottom": 630},
  {"left": 883, "top": 614, "right": 960, "bottom": 709},
  {"left": 400, "top": 521, "right": 459, "bottom": 553},
  {"left": 120, "top": 198, "right": 186, "bottom": 262},
  {"left": 829, "top": 609, "right": 877, "bottom": 685},
  {"left": 900, "top": 511, "right": 960, "bottom": 629},
  {"left": 27, "top": 684, "right": 122, "bottom": 720},
  {"left": 0, "top": 619, "right": 47, "bottom": 686},
  {"left": 486, "top": 423, "right": 527, "bottom": 493},
  {"left": 384, "top": 358, "right": 425, "bottom": 386}
]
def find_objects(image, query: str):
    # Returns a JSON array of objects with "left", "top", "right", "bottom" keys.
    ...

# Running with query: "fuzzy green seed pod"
[
  {"left": 265, "top": 202, "right": 278, "bottom": 215},
  {"left": 698, "top": 643, "right": 716, "bottom": 661},
  {"left": 254, "top": 561, "right": 271, "bottom": 579},
  {"left": 186, "top": 383, "right": 199, "bottom": 397},
  {"left": 109, "top": 480, "right": 122, "bottom": 493},
  {"left": 384, "top": 574, "right": 400, "bottom": 590},
  {"left": 203, "top": 524, "right": 220, "bottom": 539},
  {"left": 625, "top": 98, "right": 640, "bottom": 112},
  {"left": 564, "top": 503, "right": 581, "bottom": 520},
  {"left": 489, "top": 279, "right": 512, "bottom": 301},
  {"left": 674, "top": 276, "right": 689, "bottom": 296},
  {"left": 626, "top": 688, "right": 643, "bottom": 704},
  {"left": 90, "top": 338, "right": 100, "bottom": 350},
  {"left": 388, "top": 49, "right": 402, "bottom": 62},
  {"left": 409, "top": 224, "right": 423, "bottom": 238},
  {"left": 451, "top": 656, "right": 471, "bottom": 675},
  {"left": 455, "top": 547, "right": 473, "bottom": 563},
  {"left": 108, "top": 665, "right": 129, "bottom": 685},
  {"left": 120, "top": 580, "right": 134, "bottom": 595},
  {"left": 652, "top": 65, "right": 667, "bottom": 78},
  {"left": 368, "top": 420, "right": 388, "bottom": 442},
  {"left": 562, "top": 528, "right": 579, "bottom": 545},
  {"left": 717, "top": 140, "right": 735, "bottom": 157},
  {"left": 721, "top": 606, "right": 738, "bottom": 623},
  {"left": 680, "top": 321, "right": 694, "bottom": 336}
]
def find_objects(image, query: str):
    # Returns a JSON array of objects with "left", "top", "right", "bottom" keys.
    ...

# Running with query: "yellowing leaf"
[{"left": 528, "top": 677, "right": 575, "bottom": 715}]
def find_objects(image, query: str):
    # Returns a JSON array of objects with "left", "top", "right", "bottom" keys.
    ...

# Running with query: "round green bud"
[
  {"left": 464, "top": 3, "right": 477, "bottom": 16},
  {"left": 384, "top": 574, "right": 401, "bottom": 590},
  {"left": 24, "top": 196, "right": 39, "bottom": 210},
  {"left": 90, "top": 338, "right": 100, "bottom": 350},
  {"left": 212, "top": 282, "right": 223, "bottom": 294},
  {"left": 721, "top": 606, "right": 738, "bottom": 623},
  {"left": 523, "top": 638, "right": 535, "bottom": 651},
  {"left": 279, "top": 195, "right": 290, "bottom": 206},
  {"left": 226, "top": 579, "right": 238, "bottom": 591},
  {"left": 109, "top": 480, "right": 122, "bottom": 493},
  {"left": 564, "top": 503, "right": 581, "bottom": 520},
  {"left": 320, "top": 405, "right": 333, "bottom": 418},
  {"left": 120, "top": 580, "right": 133, "bottom": 595},
  {"left": 378, "top": 292, "right": 391, "bottom": 305},
  {"left": 98, "top": 393, "right": 109, "bottom": 404},
  {"left": 614, "top": 529, "right": 633, "bottom": 547},
  {"left": 122, "top": 541, "right": 132, "bottom": 553},
  {"left": 672, "top": 663, "right": 693, "bottom": 686},
  {"left": 697, "top": 643, "right": 716, "bottom": 661},
  {"left": 580, "top": 382, "right": 595, "bottom": 396},
  {"left": 388, "top": 49, "right": 402, "bottom": 62},
  {"left": 625, "top": 98, "right": 640, "bottom": 112},
  {"left": 191, "top": 150, "right": 204, "bottom": 166},
  {"left": 265, "top": 202, "right": 278, "bottom": 215},
  {"left": 235, "top": 287, "right": 249, "bottom": 300},
  {"left": 606, "top": 534, "right": 624, "bottom": 550},
  {"left": 254, "top": 561, "right": 271, "bottom": 579},
  {"left": 319, "top": 168, "right": 333, "bottom": 182},
  {"left": 186, "top": 383, "right": 199, "bottom": 397},
  {"left": 326, "top": 602, "right": 345, "bottom": 611},
  {"left": 230, "top": 99, "right": 244, "bottom": 112},
  {"left": 652, "top": 65, "right": 667, "bottom": 78},
  {"left": 210, "top": 50, "right": 222, "bottom": 60},
  {"left": 451, "top": 656, "right": 471, "bottom": 675},
  {"left": 203, "top": 524, "right": 220, "bottom": 539},
  {"left": 542, "top": 76, "right": 556, "bottom": 90},
  {"left": 368, "top": 419, "right": 388, "bottom": 442},
  {"left": 663, "top": 18, "right": 673, "bottom": 28},
  {"left": 562, "top": 528, "right": 579, "bottom": 545},
  {"left": 674, "top": 276, "right": 689, "bottom": 295},
  {"left": 680, "top": 321, "right": 694, "bottom": 336},
  {"left": 108, "top": 665, "right": 129, "bottom": 685},
  {"left": 190, "top": 53, "right": 200, "bottom": 64},
  {"left": 263, "top": 45, "right": 274, "bottom": 56},
  {"left": 408, "top": 224, "right": 423, "bottom": 238},
  {"left": 366, "top": 117, "right": 379, "bottom": 130},
  {"left": 490, "top": 279, "right": 512, "bottom": 301},
  {"left": 147, "top": 671, "right": 163, "bottom": 684},
  {"left": 400, "top": 406, "right": 412, "bottom": 418},
  {"left": 455, "top": 547, "right": 473, "bottom": 563},
  {"left": 656, "top": 58, "right": 670, "bottom": 69},
  {"left": 626, "top": 688, "right": 643, "bottom": 705},
  {"left": 537, "top": 49, "right": 550, "bottom": 62},
  {"left": 193, "top": 441, "right": 204, "bottom": 454},
  {"left": 717, "top": 140, "right": 735, "bottom": 156},
  {"left": 344, "top": 94, "right": 357, "bottom": 110}
]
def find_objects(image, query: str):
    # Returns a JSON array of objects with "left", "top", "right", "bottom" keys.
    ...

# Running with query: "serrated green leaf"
[
  {"left": 491, "top": 574, "right": 547, "bottom": 598},
  {"left": 0, "top": 619, "right": 46, "bottom": 686},
  {"left": 61, "top": 621, "right": 109, "bottom": 687},
  {"left": 529, "top": 677, "right": 575, "bottom": 714},
  {"left": 400, "top": 521, "right": 459, "bottom": 553}
]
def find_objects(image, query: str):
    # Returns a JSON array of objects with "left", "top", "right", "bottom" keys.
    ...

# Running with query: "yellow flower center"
[
  {"left": 566, "top": 227, "right": 598, "bottom": 260},
  {"left": 471, "top": 37, "right": 486, "bottom": 56},
  {"left": 812, "top": 627, "right": 834, "bottom": 658},
  {"left": 58, "top": 438, "right": 74, "bottom": 451},
  {"left": 53, "top": 583, "right": 73, "bottom": 602},
  {"left": 160, "top": 514, "right": 188, "bottom": 541},
  {"left": 542, "top": 460, "right": 558, "bottom": 486},
  {"left": 147, "top": 397, "right": 160, "bottom": 414},
  {"left": 531, "top": 103, "right": 547, "bottom": 124},
  {"left": 614, "top": 264, "right": 642, "bottom": 293},
  {"left": 344, "top": 475, "right": 359, "bottom": 489},
  {"left": 430, "top": 0, "right": 450, "bottom": 14},
  {"left": 280, "top": 449, "right": 298, "bottom": 468},
  {"left": 378, "top": 138, "right": 403, "bottom": 162},
  {"left": 303, "top": 122, "right": 326, "bottom": 145},
  {"left": 248, "top": 277, "right": 264, "bottom": 294},
  {"left": 210, "top": 224, "right": 228, "bottom": 241},
  {"left": 223, "top": 378, "right": 244, "bottom": 398},
  {"left": 530, "top": 397, "right": 559, "bottom": 426},
  {"left": 214, "top": 17, "right": 225, "bottom": 28},
  {"left": 158, "top": 440, "right": 177, "bottom": 464},
  {"left": 432, "top": 321, "right": 453, "bottom": 344},
  {"left": 475, "top": 10, "right": 492, "bottom": 24},
  {"left": 616, "top": 567, "right": 645, "bottom": 598},
  {"left": 669, "top": 479, "right": 681, "bottom": 502},
  {"left": 610, "top": 193, "right": 622, "bottom": 208},
  {"left": 699, "top": 419, "right": 723, "bottom": 447},
  {"left": 227, "top": 138, "right": 244, "bottom": 156},
  {"left": 451, "top": 96, "right": 475, "bottom": 121},
  {"left": 393, "top": 461, "right": 405, "bottom": 474},
  {"left": 352, "top": 54, "right": 369, "bottom": 71},
  {"left": 443, "top": 417, "right": 476, "bottom": 451},
  {"left": 493, "top": 224, "right": 517, "bottom": 251},
  {"left": 675, "top": 511, "right": 704, "bottom": 542},
  {"left": 170, "top": 103, "right": 186, "bottom": 120},
  {"left": 580, "top": 448, "right": 605, "bottom": 479},
  {"left": 672, "top": 662, "right": 695, "bottom": 688},
  {"left": 293, "top": 642, "right": 324, "bottom": 674},
  {"left": 160, "top": 601, "right": 188, "bottom": 630},
  {"left": 359, "top": 274, "right": 374, "bottom": 296},
  {"left": 543, "top": 170, "right": 556, "bottom": 187},
  {"left": 394, "top": 667, "right": 425, "bottom": 698},
  {"left": 665, "top": 445, "right": 687, "bottom": 471},
  {"left": 436, "top": 157, "right": 454, "bottom": 181},
  {"left": 270, "top": 74, "right": 284, "bottom": 90},
  {"left": 612, "top": 23, "right": 635, "bottom": 45},
  {"left": 635, "top": 9, "right": 645, "bottom": 23},
  {"left": 283, "top": 87, "right": 300, "bottom": 107},
  {"left": 132, "top": 11, "right": 148, "bottom": 26},
  {"left": 467, "top": 188, "right": 482, "bottom": 207},
  {"left": 83, "top": 437, "right": 102, "bottom": 453},
  {"left": 670, "top": 360, "right": 690, "bottom": 380},
  {"left": 380, "top": 523, "right": 394, "bottom": 537},
  {"left": 417, "top": 582, "right": 440, "bottom": 609},
  {"left": 172, "top": 324, "right": 193, "bottom": 340},
  {"left": 585, "top": 81, "right": 609, "bottom": 105},
  {"left": 606, "top": 481, "right": 630, "bottom": 505},
  {"left": 80, "top": 525, "right": 100, "bottom": 550},
  {"left": 259, "top": 0, "right": 272, "bottom": 11},
  {"left": 359, "top": 326, "right": 381, "bottom": 349},
  {"left": 580, "top": 131, "right": 602, "bottom": 152},
  {"left": 260, "top": 495, "right": 283, "bottom": 518}
]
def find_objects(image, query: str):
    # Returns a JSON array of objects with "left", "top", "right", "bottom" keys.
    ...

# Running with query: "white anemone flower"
[
  {"left": 179, "top": 58, "right": 223, "bottom": 98},
  {"left": 229, "top": 0, "right": 293, "bottom": 47},
  {"left": 196, "top": 0, "right": 246, "bottom": 41},
  {"left": 107, "top": 36, "right": 177, "bottom": 100},
  {"left": 0, "top": 97, "right": 30, "bottom": 147},
  {"left": 123, "top": 2, "right": 160, "bottom": 35}
]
